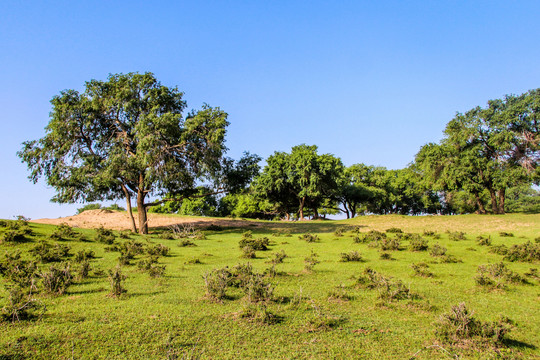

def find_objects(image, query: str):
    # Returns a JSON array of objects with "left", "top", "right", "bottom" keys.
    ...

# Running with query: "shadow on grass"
[{"left": 502, "top": 338, "right": 537, "bottom": 350}]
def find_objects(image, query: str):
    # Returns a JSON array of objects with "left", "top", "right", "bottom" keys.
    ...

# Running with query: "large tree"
[
  {"left": 19, "top": 72, "right": 229, "bottom": 233},
  {"left": 255, "top": 144, "right": 343, "bottom": 220}
]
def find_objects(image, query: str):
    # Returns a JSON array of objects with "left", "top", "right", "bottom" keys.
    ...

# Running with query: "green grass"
[{"left": 0, "top": 214, "right": 539, "bottom": 359}]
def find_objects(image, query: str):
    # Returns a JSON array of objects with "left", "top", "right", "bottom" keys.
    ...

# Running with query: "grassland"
[{"left": 0, "top": 214, "right": 539, "bottom": 359}]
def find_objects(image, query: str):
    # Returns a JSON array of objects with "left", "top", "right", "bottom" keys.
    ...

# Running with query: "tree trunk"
[
  {"left": 497, "top": 189, "right": 506, "bottom": 214},
  {"left": 343, "top": 203, "right": 350, "bottom": 219},
  {"left": 299, "top": 197, "right": 305, "bottom": 220},
  {"left": 285, "top": 213, "right": 290, "bottom": 221},
  {"left": 137, "top": 173, "right": 149, "bottom": 234},
  {"left": 474, "top": 192, "right": 486, "bottom": 214},
  {"left": 121, "top": 184, "right": 137, "bottom": 233},
  {"left": 489, "top": 189, "right": 499, "bottom": 214},
  {"left": 137, "top": 192, "right": 148, "bottom": 234},
  {"left": 313, "top": 208, "right": 319, "bottom": 220}
]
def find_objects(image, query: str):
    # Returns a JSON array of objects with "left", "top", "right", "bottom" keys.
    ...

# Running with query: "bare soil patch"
[{"left": 32, "top": 209, "right": 260, "bottom": 230}]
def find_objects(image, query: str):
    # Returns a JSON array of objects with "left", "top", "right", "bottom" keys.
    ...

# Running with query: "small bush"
[
  {"left": 0, "top": 252, "right": 38, "bottom": 287},
  {"left": 241, "top": 246, "right": 256, "bottom": 259},
  {"left": 203, "top": 268, "right": 230, "bottom": 302},
  {"left": 118, "top": 230, "right": 131, "bottom": 239},
  {"left": 73, "top": 249, "right": 95, "bottom": 262},
  {"left": 378, "top": 279, "right": 418, "bottom": 302},
  {"left": 298, "top": 233, "right": 319, "bottom": 243},
  {"left": 438, "top": 254, "right": 462, "bottom": 263},
  {"left": 379, "top": 252, "right": 394, "bottom": 260},
  {"left": 237, "top": 303, "right": 281, "bottom": 324},
  {"left": 476, "top": 235, "right": 492, "bottom": 246},
  {"left": 268, "top": 250, "right": 287, "bottom": 264},
  {"left": 95, "top": 227, "right": 116, "bottom": 244},
  {"left": 1, "top": 286, "right": 42, "bottom": 322},
  {"left": 1, "top": 222, "right": 33, "bottom": 243},
  {"left": 476, "top": 262, "right": 525, "bottom": 286},
  {"left": 333, "top": 228, "right": 345, "bottom": 237},
  {"left": 243, "top": 273, "right": 273, "bottom": 303},
  {"left": 304, "top": 250, "right": 320, "bottom": 272},
  {"left": 178, "top": 239, "right": 196, "bottom": 247},
  {"left": 409, "top": 238, "right": 429, "bottom": 251},
  {"left": 524, "top": 268, "right": 539, "bottom": 280},
  {"left": 503, "top": 241, "right": 540, "bottom": 262},
  {"left": 185, "top": 258, "right": 202, "bottom": 265},
  {"left": 423, "top": 230, "right": 440, "bottom": 239},
  {"left": 239, "top": 237, "right": 270, "bottom": 251},
  {"left": 137, "top": 255, "right": 159, "bottom": 271},
  {"left": 49, "top": 223, "right": 78, "bottom": 241},
  {"left": 30, "top": 241, "right": 71, "bottom": 263},
  {"left": 489, "top": 244, "right": 508, "bottom": 255},
  {"left": 411, "top": 262, "right": 433, "bottom": 277},
  {"left": 146, "top": 243, "right": 170, "bottom": 256},
  {"left": 148, "top": 264, "right": 166, "bottom": 278},
  {"left": 41, "top": 263, "right": 73, "bottom": 295},
  {"left": 436, "top": 303, "right": 514, "bottom": 345},
  {"left": 108, "top": 266, "right": 127, "bottom": 297},
  {"left": 448, "top": 231, "right": 467, "bottom": 241},
  {"left": 339, "top": 251, "right": 364, "bottom": 262},
  {"left": 77, "top": 203, "right": 101, "bottom": 214},
  {"left": 499, "top": 232, "right": 514, "bottom": 237},
  {"left": 386, "top": 227, "right": 403, "bottom": 233},
  {"left": 77, "top": 260, "right": 90, "bottom": 280},
  {"left": 378, "top": 238, "right": 400, "bottom": 251},
  {"left": 429, "top": 243, "right": 447, "bottom": 257}
]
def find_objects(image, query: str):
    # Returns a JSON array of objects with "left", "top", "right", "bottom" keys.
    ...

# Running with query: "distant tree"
[
  {"left": 415, "top": 90, "right": 539, "bottom": 214},
  {"left": 254, "top": 145, "right": 343, "bottom": 220},
  {"left": 18, "top": 72, "right": 229, "bottom": 233}
]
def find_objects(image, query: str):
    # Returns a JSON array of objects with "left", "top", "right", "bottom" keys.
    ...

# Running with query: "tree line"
[{"left": 19, "top": 73, "right": 539, "bottom": 232}]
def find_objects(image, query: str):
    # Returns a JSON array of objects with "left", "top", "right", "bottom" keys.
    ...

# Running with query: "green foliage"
[
  {"left": 408, "top": 238, "right": 429, "bottom": 251},
  {"left": 448, "top": 231, "right": 467, "bottom": 241},
  {"left": 304, "top": 250, "right": 320, "bottom": 272},
  {"left": 18, "top": 72, "right": 230, "bottom": 234},
  {"left": 298, "top": 233, "right": 319, "bottom": 243},
  {"left": 503, "top": 241, "right": 540, "bottom": 262},
  {"left": 475, "top": 262, "right": 525, "bottom": 288},
  {"left": 238, "top": 237, "right": 269, "bottom": 251},
  {"left": 73, "top": 249, "right": 95, "bottom": 262},
  {"left": 76, "top": 204, "right": 102, "bottom": 214},
  {"left": 385, "top": 227, "right": 403, "bottom": 233},
  {"left": 429, "top": 243, "right": 447, "bottom": 257},
  {"left": 49, "top": 223, "right": 79, "bottom": 241},
  {"left": 339, "top": 251, "right": 364, "bottom": 262},
  {"left": 476, "top": 235, "right": 492, "bottom": 246},
  {"left": 94, "top": 227, "right": 116, "bottom": 244},
  {"left": 41, "top": 263, "right": 73, "bottom": 295},
  {"left": 29, "top": 241, "right": 71, "bottom": 263},
  {"left": 108, "top": 266, "right": 127, "bottom": 297},
  {"left": 1, "top": 286, "right": 42, "bottom": 322},
  {"left": 411, "top": 262, "right": 433, "bottom": 277},
  {"left": 436, "top": 303, "right": 515, "bottom": 345},
  {"left": 0, "top": 252, "right": 38, "bottom": 287}
]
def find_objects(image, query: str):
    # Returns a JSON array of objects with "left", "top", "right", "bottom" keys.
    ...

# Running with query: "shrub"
[
  {"left": 0, "top": 252, "right": 38, "bottom": 287},
  {"left": 239, "top": 237, "right": 270, "bottom": 251},
  {"left": 76, "top": 203, "right": 101, "bottom": 214},
  {"left": 409, "top": 238, "right": 429, "bottom": 251},
  {"left": 41, "top": 263, "right": 73, "bottom": 295},
  {"left": 77, "top": 260, "right": 90, "bottom": 280},
  {"left": 355, "top": 268, "right": 390, "bottom": 289},
  {"left": 379, "top": 252, "right": 394, "bottom": 260},
  {"left": 1, "top": 286, "right": 42, "bottom": 322},
  {"left": 73, "top": 249, "right": 95, "bottom": 262},
  {"left": 423, "top": 230, "right": 440, "bottom": 238},
  {"left": 438, "top": 254, "right": 462, "bottom": 263},
  {"left": 476, "top": 262, "right": 525, "bottom": 286},
  {"left": 148, "top": 264, "right": 166, "bottom": 278},
  {"left": 339, "top": 251, "right": 364, "bottom": 262},
  {"left": 448, "top": 231, "right": 467, "bottom": 241},
  {"left": 268, "top": 250, "right": 287, "bottom": 264},
  {"left": 429, "top": 243, "right": 447, "bottom": 257},
  {"left": 411, "top": 262, "right": 433, "bottom": 277},
  {"left": 499, "top": 232, "right": 514, "bottom": 237},
  {"left": 378, "top": 238, "right": 400, "bottom": 251},
  {"left": 178, "top": 239, "right": 196, "bottom": 247},
  {"left": 137, "top": 256, "right": 159, "bottom": 271},
  {"left": 298, "top": 233, "right": 319, "bottom": 243},
  {"left": 1, "top": 221, "right": 33, "bottom": 243},
  {"left": 377, "top": 279, "right": 418, "bottom": 302},
  {"left": 108, "top": 266, "right": 127, "bottom": 297},
  {"left": 146, "top": 243, "right": 170, "bottom": 256},
  {"left": 118, "top": 230, "right": 131, "bottom": 239},
  {"left": 95, "top": 227, "right": 116, "bottom": 244},
  {"left": 503, "top": 241, "right": 540, "bottom": 262},
  {"left": 524, "top": 268, "right": 539, "bottom": 280},
  {"left": 476, "top": 235, "right": 492, "bottom": 246},
  {"left": 203, "top": 268, "right": 231, "bottom": 301},
  {"left": 243, "top": 273, "right": 273, "bottom": 303},
  {"left": 386, "top": 227, "right": 403, "bottom": 233},
  {"left": 30, "top": 241, "right": 71, "bottom": 263},
  {"left": 237, "top": 303, "right": 281, "bottom": 324},
  {"left": 304, "top": 250, "right": 320, "bottom": 272},
  {"left": 241, "top": 246, "right": 256, "bottom": 259},
  {"left": 333, "top": 228, "right": 345, "bottom": 237},
  {"left": 489, "top": 244, "right": 508, "bottom": 255},
  {"left": 49, "top": 223, "right": 78, "bottom": 241},
  {"left": 435, "top": 303, "right": 514, "bottom": 345}
]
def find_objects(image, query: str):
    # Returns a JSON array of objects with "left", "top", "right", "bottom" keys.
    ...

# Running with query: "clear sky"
[{"left": 2, "top": 1, "right": 540, "bottom": 219}]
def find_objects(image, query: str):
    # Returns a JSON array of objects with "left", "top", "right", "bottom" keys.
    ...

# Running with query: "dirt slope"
[{"left": 32, "top": 209, "right": 258, "bottom": 230}]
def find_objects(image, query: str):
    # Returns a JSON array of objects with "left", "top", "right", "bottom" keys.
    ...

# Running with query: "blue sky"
[{"left": 2, "top": 1, "right": 540, "bottom": 219}]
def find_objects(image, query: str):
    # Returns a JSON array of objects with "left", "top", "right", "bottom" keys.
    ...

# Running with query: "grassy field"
[{"left": 0, "top": 214, "right": 539, "bottom": 359}]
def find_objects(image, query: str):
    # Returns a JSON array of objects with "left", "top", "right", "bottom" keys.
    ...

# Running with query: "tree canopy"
[{"left": 19, "top": 72, "right": 230, "bottom": 233}]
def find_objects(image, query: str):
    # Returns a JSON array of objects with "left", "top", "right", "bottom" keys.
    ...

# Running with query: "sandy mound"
[{"left": 32, "top": 210, "right": 259, "bottom": 231}]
